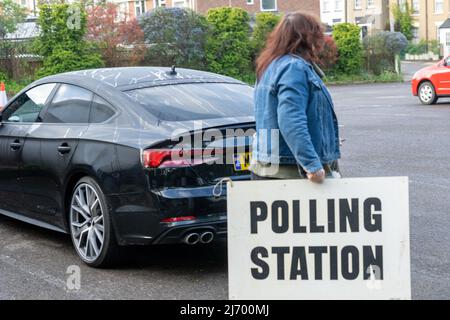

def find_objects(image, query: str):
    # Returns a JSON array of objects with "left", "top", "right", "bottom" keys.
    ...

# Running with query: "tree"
[
  {"left": 0, "top": 0, "right": 26, "bottom": 78},
  {"left": 34, "top": 3, "right": 104, "bottom": 77},
  {"left": 363, "top": 31, "right": 407, "bottom": 74},
  {"left": 206, "top": 7, "right": 253, "bottom": 82},
  {"left": 251, "top": 12, "right": 281, "bottom": 57},
  {"left": 392, "top": 2, "right": 413, "bottom": 41},
  {"left": 332, "top": 23, "right": 363, "bottom": 75},
  {"left": 0, "top": 0, "right": 26, "bottom": 37},
  {"left": 318, "top": 35, "right": 338, "bottom": 72},
  {"left": 139, "top": 7, "right": 208, "bottom": 69},
  {"left": 86, "top": 3, "right": 145, "bottom": 67}
]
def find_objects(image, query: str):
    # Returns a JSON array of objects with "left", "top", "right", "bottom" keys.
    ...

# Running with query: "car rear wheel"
[
  {"left": 418, "top": 81, "right": 438, "bottom": 105},
  {"left": 69, "top": 177, "right": 120, "bottom": 267}
]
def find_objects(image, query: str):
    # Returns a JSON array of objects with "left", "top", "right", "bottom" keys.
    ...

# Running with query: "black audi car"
[{"left": 0, "top": 67, "right": 255, "bottom": 267}]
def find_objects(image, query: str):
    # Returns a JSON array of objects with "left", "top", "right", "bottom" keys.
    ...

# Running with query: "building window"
[
  {"left": 261, "top": 0, "right": 277, "bottom": 11},
  {"left": 116, "top": 2, "right": 128, "bottom": 22},
  {"left": 412, "top": 0, "right": 420, "bottom": 14},
  {"left": 335, "top": 0, "right": 343, "bottom": 11},
  {"left": 323, "top": 0, "right": 330, "bottom": 12},
  {"left": 398, "top": 0, "right": 406, "bottom": 11},
  {"left": 412, "top": 27, "right": 419, "bottom": 43},
  {"left": 367, "top": 0, "right": 375, "bottom": 8},
  {"left": 173, "top": 0, "right": 187, "bottom": 7},
  {"left": 446, "top": 32, "right": 450, "bottom": 47},
  {"left": 135, "top": 0, "right": 145, "bottom": 16},
  {"left": 435, "top": 0, "right": 444, "bottom": 13},
  {"left": 354, "top": 0, "right": 362, "bottom": 9},
  {"left": 155, "top": 0, "right": 166, "bottom": 7}
]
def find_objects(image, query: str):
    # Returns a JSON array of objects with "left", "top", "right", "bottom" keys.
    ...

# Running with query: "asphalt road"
[{"left": 0, "top": 81, "right": 449, "bottom": 300}]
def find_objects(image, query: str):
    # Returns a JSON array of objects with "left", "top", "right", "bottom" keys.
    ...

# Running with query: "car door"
[
  {"left": 433, "top": 56, "right": 450, "bottom": 95},
  {"left": 0, "top": 124, "right": 26, "bottom": 213},
  {"left": 0, "top": 83, "right": 57, "bottom": 215},
  {"left": 20, "top": 84, "right": 93, "bottom": 227}
]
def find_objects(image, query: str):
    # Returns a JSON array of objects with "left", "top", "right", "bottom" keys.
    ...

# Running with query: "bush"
[
  {"left": 318, "top": 35, "right": 338, "bottom": 71},
  {"left": 139, "top": 7, "right": 208, "bottom": 69},
  {"left": 332, "top": 23, "right": 363, "bottom": 75},
  {"left": 363, "top": 31, "right": 407, "bottom": 74},
  {"left": 325, "top": 70, "right": 403, "bottom": 85},
  {"left": 34, "top": 3, "right": 104, "bottom": 78},
  {"left": 87, "top": 3, "right": 145, "bottom": 67},
  {"left": 0, "top": 0, "right": 27, "bottom": 79},
  {"left": 0, "top": 71, "right": 32, "bottom": 96},
  {"left": 206, "top": 7, "right": 253, "bottom": 82},
  {"left": 392, "top": 2, "right": 413, "bottom": 40},
  {"left": 0, "top": 0, "right": 26, "bottom": 37},
  {"left": 405, "top": 39, "right": 429, "bottom": 55},
  {"left": 429, "top": 40, "right": 440, "bottom": 55},
  {"left": 38, "top": 46, "right": 103, "bottom": 77},
  {"left": 251, "top": 12, "right": 281, "bottom": 57}
]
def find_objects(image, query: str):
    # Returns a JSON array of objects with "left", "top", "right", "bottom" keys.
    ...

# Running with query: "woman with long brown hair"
[{"left": 250, "top": 12, "right": 341, "bottom": 182}]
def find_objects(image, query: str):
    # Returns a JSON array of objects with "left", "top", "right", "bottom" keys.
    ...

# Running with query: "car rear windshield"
[{"left": 125, "top": 83, "right": 254, "bottom": 121}]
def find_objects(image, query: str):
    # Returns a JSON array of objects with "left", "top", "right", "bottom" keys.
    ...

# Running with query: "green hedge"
[
  {"left": 332, "top": 23, "right": 363, "bottom": 75},
  {"left": 251, "top": 12, "right": 281, "bottom": 57},
  {"left": 34, "top": 4, "right": 103, "bottom": 78},
  {"left": 205, "top": 7, "right": 253, "bottom": 83}
]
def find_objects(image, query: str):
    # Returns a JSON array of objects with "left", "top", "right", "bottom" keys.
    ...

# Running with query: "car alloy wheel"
[
  {"left": 419, "top": 85, "right": 433, "bottom": 102},
  {"left": 70, "top": 183, "right": 105, "bottom": 263},
  {"left": 418, "top": 81, "right": 437, "bottom": 105}
]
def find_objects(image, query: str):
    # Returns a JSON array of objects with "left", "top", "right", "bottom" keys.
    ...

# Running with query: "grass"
[{"left": 324, "top": 71, "right": 403, "bottom": 85}]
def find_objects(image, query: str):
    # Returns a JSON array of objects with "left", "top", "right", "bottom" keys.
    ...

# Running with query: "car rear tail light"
[
  {"left": 161, "top": 216, "right": 196, "bottom": 223},
  {"left": 142, "top": 148, "right": 220, "bottom": 168}
]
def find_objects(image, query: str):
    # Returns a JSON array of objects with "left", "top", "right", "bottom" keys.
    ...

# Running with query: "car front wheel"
[
  {"left": 418, "top": 81, "right": 438, "bottom": 105},
  {"left": 69, "top": 177, "right": 120, "bottom": 267}
]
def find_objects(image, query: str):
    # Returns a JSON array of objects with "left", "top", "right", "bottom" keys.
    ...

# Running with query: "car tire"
[
  {"left": 69, "top": 177, "right": 121, "bottom": 268},
  {"left": 418, "top": 81, "right": 438, "bottom": 105}
]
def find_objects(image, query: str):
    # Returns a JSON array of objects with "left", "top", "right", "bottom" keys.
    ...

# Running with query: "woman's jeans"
[{"left": 251, "top": 160, "right": 341, "bottom": 181}]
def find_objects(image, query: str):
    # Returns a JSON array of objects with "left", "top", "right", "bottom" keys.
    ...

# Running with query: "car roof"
[{"left": 38, "top": 66, "right": 246, "bottom": 91}]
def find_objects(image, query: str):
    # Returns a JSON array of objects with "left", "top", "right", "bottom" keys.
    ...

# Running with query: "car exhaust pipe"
[
  {"left": 200, "top": 231, "right": 214, "bottom": 244},
  {"left": 183, "top": 233, "right": 200, "bottom": 245}
]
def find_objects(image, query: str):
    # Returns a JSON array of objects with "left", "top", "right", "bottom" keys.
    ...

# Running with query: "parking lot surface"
[{"left": 0, "top": 82, "right": 449, "bottom": 299}]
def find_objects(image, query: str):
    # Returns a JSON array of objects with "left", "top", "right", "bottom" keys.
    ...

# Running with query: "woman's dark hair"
[{"left": 256, "top": 11, "right": 325, "bottom": 80}]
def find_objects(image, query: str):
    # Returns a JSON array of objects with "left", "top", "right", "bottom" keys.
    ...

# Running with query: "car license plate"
[{"left": 233, "top": 152, "right": 251, "bottom": 171}]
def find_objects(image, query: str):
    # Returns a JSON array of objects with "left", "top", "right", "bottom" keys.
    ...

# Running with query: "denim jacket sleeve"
[{"left": 275, "top": 59, "right": 323, "bottom": 173}]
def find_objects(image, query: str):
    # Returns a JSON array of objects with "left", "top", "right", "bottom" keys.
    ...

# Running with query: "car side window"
[
  {"left": 2, "top": 83, "right": 56, "bottom": 123},
  {"left": 42, "top": 84, "right": 93, "bottom": 124},
  {"left": 90, "top": 95, "right": 115, "bottom": 123}
]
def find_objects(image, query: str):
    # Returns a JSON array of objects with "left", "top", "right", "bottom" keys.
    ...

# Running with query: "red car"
[{"left": 412, "top": 56, "right": 450, "bottom": 104}]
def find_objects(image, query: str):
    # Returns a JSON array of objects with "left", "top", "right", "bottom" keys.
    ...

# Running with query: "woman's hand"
[{"left": 307, "top": 169, "right": 325, "bottom": 183}]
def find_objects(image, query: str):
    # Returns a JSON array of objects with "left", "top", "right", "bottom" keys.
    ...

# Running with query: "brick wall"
[{"left": 195, "top": 0, "right": 320, "bottom": 17}]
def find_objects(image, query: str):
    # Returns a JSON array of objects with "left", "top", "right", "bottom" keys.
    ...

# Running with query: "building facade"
[
  {"left": 14, "top": 0, "right": 38, "bottom": 16},
  {"left": 14, "top": 0, "right": 319, "bottom": 19},
  {"left": 320, "top": 0, "right": 347, "bottom": 26},
  {"left": 194, "top": 0, "right": 320, "bottom": 17},
  {"left": 388, "top": 0, "right": 450, "bottom": 56},
  {"left": 390, "top": 0, "right": 450, "bottom": 42},
  {"left": 112, "top": 0, "right": 196, "bottom": 20},
  {"left": 345, "top": 0, "right": 390, "bottom": 36}
]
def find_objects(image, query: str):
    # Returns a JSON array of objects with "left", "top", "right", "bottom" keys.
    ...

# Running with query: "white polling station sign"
[{"left": 227, "top": 177, "right": 410, "bottom": 300}]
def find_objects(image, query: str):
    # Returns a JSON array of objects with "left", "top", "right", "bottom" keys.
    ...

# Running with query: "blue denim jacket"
[{"left": 253, "top": 54, "right": 341, "bottom": 173}]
